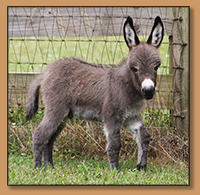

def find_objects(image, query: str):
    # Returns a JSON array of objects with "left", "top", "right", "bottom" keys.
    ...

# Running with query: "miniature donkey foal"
[{"left": 26, "top": 16, "right": 164, "bottom": 171}]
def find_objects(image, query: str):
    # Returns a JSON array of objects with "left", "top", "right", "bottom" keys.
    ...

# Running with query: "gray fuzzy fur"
[{"left": 26, "top": 16, "right": 164, "bottom": 171}]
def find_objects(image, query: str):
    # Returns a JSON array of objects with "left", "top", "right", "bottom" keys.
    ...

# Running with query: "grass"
[
  {"left": 8, "top": 154, "right": 189, "bottom": 185},
  {"left": 8, "top": 36, "right": 170, "bottom": 74},
  {"left": 8, "top": 108, "right": 189, "bottom": 185}
]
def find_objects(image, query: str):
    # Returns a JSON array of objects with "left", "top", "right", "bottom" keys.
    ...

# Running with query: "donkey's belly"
[{"left": 73, "top": 107, "right": 102, "bottom": 122}]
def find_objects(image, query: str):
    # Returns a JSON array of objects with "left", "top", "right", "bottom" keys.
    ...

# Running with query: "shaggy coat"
[{"left": 26, "top": 16, "right": 164, "bottom": 171}]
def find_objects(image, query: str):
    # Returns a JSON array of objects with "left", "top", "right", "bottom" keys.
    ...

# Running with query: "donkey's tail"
[{"left": 26, "top": 74, "right": 43, "bottom": 120}]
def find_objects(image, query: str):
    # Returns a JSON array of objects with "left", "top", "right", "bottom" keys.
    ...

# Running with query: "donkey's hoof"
[{"left": 34, "top": 161, "right": 42, "bottom": 169}]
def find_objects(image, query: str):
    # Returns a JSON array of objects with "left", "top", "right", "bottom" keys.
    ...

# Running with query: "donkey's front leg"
[
  {"left": 135, "top": 124, "right": 150, "bottom": 171},
  {"left": 104, "top": 123, "right": 122, "bottom": 171}
]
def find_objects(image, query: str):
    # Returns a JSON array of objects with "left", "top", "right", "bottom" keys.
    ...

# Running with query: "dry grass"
[{"left": 8, "top": 107, "right": 189, "bottom": 167}]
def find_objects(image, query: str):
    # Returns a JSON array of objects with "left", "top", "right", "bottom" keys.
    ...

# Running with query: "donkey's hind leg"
[
  {"left": 33, "top": 108, "right": 69, "bottom": 169},
  {"left": 43, "top": 116, "right": 68, "bottom": 170}
]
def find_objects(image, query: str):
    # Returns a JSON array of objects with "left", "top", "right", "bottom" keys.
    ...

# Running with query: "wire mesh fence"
[{"left": 8, "top": 7, "right": 189, "bottom": 162}]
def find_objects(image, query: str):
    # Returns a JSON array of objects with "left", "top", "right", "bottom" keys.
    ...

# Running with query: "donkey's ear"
[
  {"left": 123, "top": 16, "right": 140, "bottom": 49},
  {"left": 147, "top": 16, "right": 164, "bottom": 48}
]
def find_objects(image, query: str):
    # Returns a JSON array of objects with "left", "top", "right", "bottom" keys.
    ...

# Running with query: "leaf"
[
  {"left": 58, "top": 179, "right": 63, "bottom": 185},
  {"left": 108, "top": 169, "right": 117, "bottom": 182},
  {"left": 150, "top": 177, "right": 155, "bottom": 184},
  {"left": 82, "top": 165, "right": 88, "bottom": 175},
  {"left": 11, "top": 171, "right": 15, "bottom": 179},
  {"left": 125, "top": 141, "right": 129, "bottom": 145},
  {"left": 102, "top": 175, "right": 107, "bottom": 185},
  {"left": 95, "top": 163, "right": 100, "bottom": 176}
]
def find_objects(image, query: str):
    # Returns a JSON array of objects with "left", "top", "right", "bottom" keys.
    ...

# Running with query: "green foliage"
[
  {"left": 8, "top": 154, "right": 189, "bottom": 185},
  {"left": 143, "top": 109, "right": 170, "bottom": 127}
]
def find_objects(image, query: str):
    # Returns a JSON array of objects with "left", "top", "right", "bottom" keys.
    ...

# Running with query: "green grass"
[
  {"left": 8, "top": 36, "right": 170, "bottom": 74},
  {"left": 8, "top": 154, "right": 189, "bottom": 185}
]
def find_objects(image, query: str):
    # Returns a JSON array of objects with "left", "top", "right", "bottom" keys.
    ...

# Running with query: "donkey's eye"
[
  {"left": 154, "top": 64, "right": 160, "bottom": 71},
  {"left": 131, "top": 67, "right": 138, "bottom": 73}
]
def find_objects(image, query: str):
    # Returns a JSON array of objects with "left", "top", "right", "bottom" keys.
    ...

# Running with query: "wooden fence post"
[{"left": 172, "top": 7, "right": 189, "bottom": 135}]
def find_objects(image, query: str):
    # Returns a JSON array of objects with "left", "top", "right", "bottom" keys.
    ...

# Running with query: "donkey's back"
[{"left": 43, "top": 58, "right": 113, "bottom": 121}]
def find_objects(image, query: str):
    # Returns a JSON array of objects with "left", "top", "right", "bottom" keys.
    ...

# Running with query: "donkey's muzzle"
[
  {"left": 141, "top": 79, "right": 155, "bottom": 100},
  {"left": 142, "top": 87, "right": 155, "bottom": 100}
]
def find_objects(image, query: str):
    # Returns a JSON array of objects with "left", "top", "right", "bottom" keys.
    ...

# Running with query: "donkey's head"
[{"left": 123, "top": 16, "right": 164, "bottom": 100}]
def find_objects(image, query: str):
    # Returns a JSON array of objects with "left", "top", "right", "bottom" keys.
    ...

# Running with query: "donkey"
[{"left": 26, "top": 16, "right": 164, "bottom": 171}]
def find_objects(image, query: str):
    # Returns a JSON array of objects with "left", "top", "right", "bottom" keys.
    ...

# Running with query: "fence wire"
[{"left": 8, "top": 7, "right": 189, "bottom": 136}]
